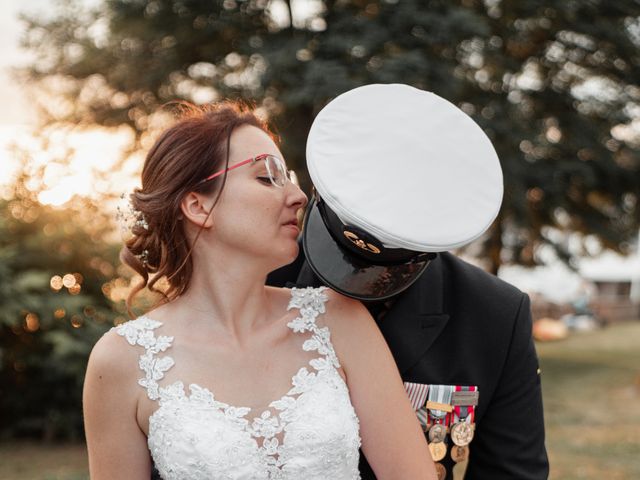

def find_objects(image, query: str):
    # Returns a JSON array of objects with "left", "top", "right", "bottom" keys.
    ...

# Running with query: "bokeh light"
[
  {"left": 70, "top": 315, "right": 83, "bottom": 328},
  {"left": 24, "top": 313, "right": 40, "bottom": 332},
  {"left": 62, "top": 273, "right": 76, "bottom": 288},
  {"left": 50, "top": 275, "right": 63, "bottom": 291}
]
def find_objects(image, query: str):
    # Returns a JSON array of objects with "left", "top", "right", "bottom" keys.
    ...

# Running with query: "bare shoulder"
[
  {"left": 321, "top": 289, "right": 383, "bottom": 367},
  {"left": 322, "top": 288, "right": 375, "bottom": 333},
  {"left": 84, "top": 324, "right": 143, "bottom": 426},
  {"left": 85, "top": 325, "right": 140, "bottom": 389},
  {"left": 84, "top": 324, "right": 153, "bottom": 477}
]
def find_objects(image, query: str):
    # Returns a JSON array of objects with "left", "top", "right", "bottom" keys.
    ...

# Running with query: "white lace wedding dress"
[{"left": 114, "top": 286, "right": 362, "bottom": 480}]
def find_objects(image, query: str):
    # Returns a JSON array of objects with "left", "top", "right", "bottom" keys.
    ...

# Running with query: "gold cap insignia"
[{"left": 343, "top": 230, "right": 381, "bottom": 254}]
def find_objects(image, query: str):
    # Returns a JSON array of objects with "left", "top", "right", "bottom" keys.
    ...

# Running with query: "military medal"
[
  {"left": 450, "top": 421, "right": 474, "bottom": 446},
  {"left": 428, "top": 441, "right": 447, "bottom": 462},
  {"left": 413, "top": 384, "right": 478, "bottom": 470},
  {"left": 428, "top": 423, "right": 447, "bottom": 443},
  {"left": 426, "top": 385, "right": 454, "bottom": 442},
  {"left": 450, "top": 385, "right": 477, "bottom": 447},
  {"left": 450, "top": 444, "right": 470, "bottom": 463}
]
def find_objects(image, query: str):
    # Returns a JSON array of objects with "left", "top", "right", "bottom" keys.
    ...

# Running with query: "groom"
[{"left": 268, "top": 85, "right": 549, "bottom": 479}]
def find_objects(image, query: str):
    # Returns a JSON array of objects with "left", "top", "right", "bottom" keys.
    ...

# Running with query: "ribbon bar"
[
  {"left": 426, "top": 400, "right": 453, "bottom": 412},
  {"left": 452, "top": 390, "right": 479, "bottom": 406},
  {"left": 403, "top": 382, "right": 430, "bottom": 411}
]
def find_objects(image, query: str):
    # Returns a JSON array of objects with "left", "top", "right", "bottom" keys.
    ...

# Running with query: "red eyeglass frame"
[
  {"left": 197, "top": 153, "right": 270, "bottom": 185},
  {"left": 198, "top": 153, "right": 297, "bottom": 188}
]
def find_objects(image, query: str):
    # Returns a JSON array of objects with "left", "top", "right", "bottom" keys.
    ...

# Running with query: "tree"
[
  {"left": 19, "top": 0, "right": 640, "bottom": 272},
  {"left": 0, "top": 172, "right": 121, "bottom": 440}
]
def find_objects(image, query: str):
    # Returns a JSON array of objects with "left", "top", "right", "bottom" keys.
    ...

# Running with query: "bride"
[{"left": 83, "top": 102, "right": 436, "bottom": 479}]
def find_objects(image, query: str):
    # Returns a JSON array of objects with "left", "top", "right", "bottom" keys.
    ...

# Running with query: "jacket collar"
[{"left": 377, "top": 254, "right": 450, "bottom": 374}]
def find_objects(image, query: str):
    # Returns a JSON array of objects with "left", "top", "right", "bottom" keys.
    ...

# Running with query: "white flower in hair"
[{"left": 116, "top": 191, "right": 149, "bottom": 236}]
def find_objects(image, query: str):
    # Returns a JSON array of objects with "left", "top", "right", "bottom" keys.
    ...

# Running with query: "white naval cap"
[
  {"left": 306, "top": 83, "right": 503, "bottom": 252},
  {"left": 301, "top": 83, "right": 503, "bottom": 300}
]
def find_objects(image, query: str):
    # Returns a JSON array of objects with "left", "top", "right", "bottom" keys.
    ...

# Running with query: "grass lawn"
[
  {"left": 538, "top": 320, "right": 640, "bottom": 479},
  {"left": 0, "top": 441, "right": 87, "bottom": 480},
  {"left": 1, "top": 321, "right": 639, "bottom": 479}
]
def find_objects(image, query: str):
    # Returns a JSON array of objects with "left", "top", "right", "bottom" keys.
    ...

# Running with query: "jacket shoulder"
[{"left": 438, "top": 252, "right": 526, "bottom": 314}]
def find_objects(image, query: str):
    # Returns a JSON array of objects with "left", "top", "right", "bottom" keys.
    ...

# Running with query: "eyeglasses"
[{"left": 198, "top": 154, "right": 297, "bottom": 188}]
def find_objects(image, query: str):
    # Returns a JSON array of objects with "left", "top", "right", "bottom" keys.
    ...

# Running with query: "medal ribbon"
[
  {"left": 416, "top": 407, "right": 429, "bottom": 429},
  {"left": 427, "top": 384, "right": 454, "bottom": 426},
  {"left": 403, "top": 382, "right": 430, "bottom": 411},
  {"left": 453, "top": 385, "right": 477, "bottom": 424}
]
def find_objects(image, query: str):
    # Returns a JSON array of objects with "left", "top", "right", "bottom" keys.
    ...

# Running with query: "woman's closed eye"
[{"left": 257, "top": 176, "right": 272, "bottom": 185}]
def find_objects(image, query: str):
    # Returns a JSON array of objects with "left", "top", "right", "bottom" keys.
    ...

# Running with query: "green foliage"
[
  {"left": 0, "top": 181, "right": 120, "bottom": 440},
  {"left": 18, "top": 0, "right": 640, "bottom": 272}
]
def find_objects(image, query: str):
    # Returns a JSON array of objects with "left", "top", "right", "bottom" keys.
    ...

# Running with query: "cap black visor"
[{"left": 302, "top": 198, "right": 431, "bottom": 301}]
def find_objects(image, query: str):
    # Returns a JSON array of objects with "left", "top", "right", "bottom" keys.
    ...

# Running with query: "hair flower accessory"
[
  {"left": 139, "top": 249, "right": 149, "bottom": 267},
  {"left": 116, "top": 192, "right": 149, "bottom": 239}
]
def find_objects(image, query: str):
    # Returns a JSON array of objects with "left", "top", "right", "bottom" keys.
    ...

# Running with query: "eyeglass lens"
[{"left": 265, "top": 155, "right": 292, "bottom": 187}]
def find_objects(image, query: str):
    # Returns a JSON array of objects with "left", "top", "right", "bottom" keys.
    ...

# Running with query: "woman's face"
[{"left": 203, "top": 124, "right": 308, "bottom": 269}]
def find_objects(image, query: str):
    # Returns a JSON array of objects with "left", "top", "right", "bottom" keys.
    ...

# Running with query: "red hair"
[{"left": 120, "top": 101, "right": 273, "bottom": 315}]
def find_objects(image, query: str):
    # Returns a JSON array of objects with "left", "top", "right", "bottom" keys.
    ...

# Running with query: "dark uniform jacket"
[{"left": 267, "top": 251, "right": 549, "bottom": 480}]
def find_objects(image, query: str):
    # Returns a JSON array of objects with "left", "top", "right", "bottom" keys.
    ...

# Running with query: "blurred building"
[
  {"left": 580, "top": 250, "right": 640, "bottom": 323},
  {"left": 498, "top": 250, "right": 640, "bottom": 324}
]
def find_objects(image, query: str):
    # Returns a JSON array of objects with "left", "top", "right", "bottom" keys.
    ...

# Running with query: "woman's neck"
[{"left": 165, "top": 247, "right": 281, "bottom": 345}]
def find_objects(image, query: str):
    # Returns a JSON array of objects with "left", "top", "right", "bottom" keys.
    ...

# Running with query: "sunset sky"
[{"left": 0, "top": 0, "right": 139, "bottom": 205}]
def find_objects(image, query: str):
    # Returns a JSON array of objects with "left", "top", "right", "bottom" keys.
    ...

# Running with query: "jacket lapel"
[
  {"left": 293, "top": 252, "right": 450, "bottom": 375},
  {"left": 378, "top": 254, "right": 450, "bottom": 374}
]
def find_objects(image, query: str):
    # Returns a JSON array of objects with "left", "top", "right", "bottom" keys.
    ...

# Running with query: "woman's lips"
[{"left": 282, "top": 223, "right": 300, "bottom": 234}]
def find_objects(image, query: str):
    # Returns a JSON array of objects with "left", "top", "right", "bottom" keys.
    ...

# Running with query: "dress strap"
[
  {"left": 286, "top": 286, "right": 341, "bottom": 369},
  {"left": 112, "top": 316, "right": 175, "bottom": 401}
]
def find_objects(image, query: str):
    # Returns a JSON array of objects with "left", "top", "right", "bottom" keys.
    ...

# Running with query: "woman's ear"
[{"left": 180, "top": 192, "right": 215, "bottom": 228}]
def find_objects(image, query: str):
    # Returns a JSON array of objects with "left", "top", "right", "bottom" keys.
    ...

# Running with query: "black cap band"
[{"left": 316, "top": 196, "right": 434, "bottom": 266}]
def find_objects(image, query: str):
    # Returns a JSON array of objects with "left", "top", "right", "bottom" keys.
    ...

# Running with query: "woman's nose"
[{"left": 286, "top": 180, "right": 308, "bottom": 210}]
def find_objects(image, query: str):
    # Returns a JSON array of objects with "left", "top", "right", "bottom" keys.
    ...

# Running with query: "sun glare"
[
  {"left": 38, "top": 173, "right": 94, "bottom": 206},
  {"left": 0, "top": 123, "right": 140, "bottom": 206}
]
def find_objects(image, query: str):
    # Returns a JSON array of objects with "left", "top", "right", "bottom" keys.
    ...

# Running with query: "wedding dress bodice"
[{"left": 114, "top": 286, "right": 362, "bottom": 480}]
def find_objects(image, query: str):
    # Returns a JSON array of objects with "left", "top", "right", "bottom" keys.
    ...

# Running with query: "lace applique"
[
  {"left": 113, "top": 317, "right": 175, "bottom": 401},
  {"left": 115, "top": 286, "right": 361, "bottom": 480},
  {"left": 287, "top": 286, "right": 341, "bottom": 369}
]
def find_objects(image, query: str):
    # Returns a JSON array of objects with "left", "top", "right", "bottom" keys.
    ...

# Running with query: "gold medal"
[
  {"left": 450, "top": 444, "right": 469, "bottom": 463},
  {"left": 428, "top": 441, "right": 447, "bottom": 462},
  {"left": 450, "top": 421, "right": 474, "bottom": 446},
  {"left": 428, "top": 423, "right": 447, "bottom": 443},
  {"left": 434, "top": 462, "right": 447, "bottom": 480}
]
